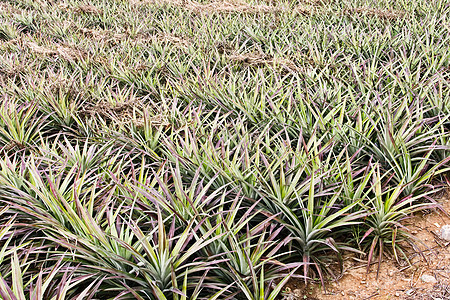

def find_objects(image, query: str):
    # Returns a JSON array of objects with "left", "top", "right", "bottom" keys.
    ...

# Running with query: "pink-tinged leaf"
[
  {"left": 313, "top": 260, "right": 326, "bottom": 292},
  {"left": 0, "top": 276, "right": 18, "bottom": 300},
  {"left": 359, "top": 227, "right": 374, "bottom": 245},
  {"left": 303, "top": 254, "right": 309, "bottom": 284},
  {"left": 367, "top": 236, "right": 378, "bottom": 274}
]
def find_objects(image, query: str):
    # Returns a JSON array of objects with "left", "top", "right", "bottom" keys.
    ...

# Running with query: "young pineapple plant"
[
  {"left": 358, "top": 164, "right": 438, "bottom": 277},
  {"left": 249, "top": 132, "right": 367, "bottom": 285},
  {"left": 0, "top": 100, "right": 46, "bottom": 152}
]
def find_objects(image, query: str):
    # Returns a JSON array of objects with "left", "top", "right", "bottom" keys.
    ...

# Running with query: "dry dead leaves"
[
  {"left": 132, "top": 0, "right": 409, "bottom": 20},
  {"left": 0, "top": 2, "right": 23, "bottom": 14},
  {"left": 347, "top": 7, "right": 406, "bottom": 20},
  {"left": 83, "top": 100, "right": 170, "bottom": 129},
  {"left": 25, "top": 41, "right": 87, "bottom": 61},
  {"left": 73, "top": 5, "right": 103, "bottom": 15},
  {"left": 131, "top": 0, "right": 310, "bottom": 14},
  {"left": 1, "top": 37, "right": 90, "bottom": 62},
  {"left": 129, "top": 0, "right": 406, "bottom": 18},
  {"left": 56, "top": 3, "right": 103, "bottom": 15},
  {"left": 78, "top": 27, "right": 191, "bottom": 48}
]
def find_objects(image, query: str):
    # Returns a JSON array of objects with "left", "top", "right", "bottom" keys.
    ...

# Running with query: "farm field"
[{"left": 0, "top": 0, "right": 449, "bottom": 298}]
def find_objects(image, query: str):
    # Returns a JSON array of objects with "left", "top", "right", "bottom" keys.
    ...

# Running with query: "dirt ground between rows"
[{"left": 285, "top": 190, "right": 450, "bottom": 300}]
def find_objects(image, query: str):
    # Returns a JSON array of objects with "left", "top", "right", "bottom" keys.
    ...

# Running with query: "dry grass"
[
  {"left": 0, "top": 2, "right": 23, "bottom": 14},
  {"left": 73, "top": 4, "right": 103, "bottom": 15},
  {"left": 56, "top": 3, "right": 103, "bottom": 15},
  {"left": 25, "top": 41, "right": 87, "bottom": 61},
  {"left": 185, "top": 0, "right": 283, "bottom": 13},
  {"left": 83, "top": 100, "right": 170, "bottom": 128},
  {"left": 347, "top": 7, "right": 407, "bottom": 20},
  {"left": 82, "top": 100, "right": 142, "bottom": 125},
  {"left": 137, "top": 32, "right": 192, "bottom": 48},
  {"left": 77, "top": 26, "right": 191, "bottom": 48},
  {"left": 78, "top": 27, "right": 126, "bottom": 41},
  {"left": 0, "top": 64, "right": 24, "bottom": 85},
  {"left": 226, "top": 52, "right": 304, "bottom": 73},
  {"left": 132, "top": 0, "right": 304, "bottom": 14},
  {"left": 2, "top": 36, "right": 85, "bottom": 62}
]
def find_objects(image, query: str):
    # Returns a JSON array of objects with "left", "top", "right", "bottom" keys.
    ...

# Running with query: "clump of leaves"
[{"left": 359, "top": 164, "right": 437, "bottom": 277}]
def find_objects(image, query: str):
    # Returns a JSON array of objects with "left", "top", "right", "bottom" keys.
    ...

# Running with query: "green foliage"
[{"left": 0, "top": 0, "right": 449, "bottom": 297}]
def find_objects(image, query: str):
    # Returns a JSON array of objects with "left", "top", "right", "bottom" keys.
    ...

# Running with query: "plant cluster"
[{"left": 0, "top": 0, "right": 449, "bottom": 298}]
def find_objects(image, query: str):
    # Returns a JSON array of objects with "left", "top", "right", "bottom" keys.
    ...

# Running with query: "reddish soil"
[{"left": 284, "top": 191, "right": 450, "bottom": 300}]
